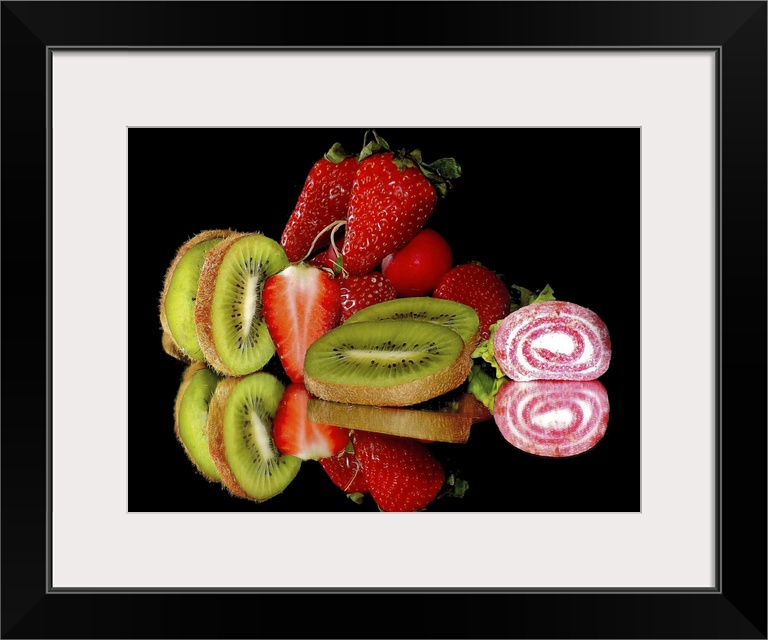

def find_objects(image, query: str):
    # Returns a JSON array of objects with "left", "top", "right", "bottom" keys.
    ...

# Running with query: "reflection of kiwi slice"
[
  {"left": 303, "top": 319, "right": 471, "bottom": 407},
  {"left": 195, "top": 232, "right": 289, "bottom": 376},
  {"left": 173, "top": 362, "right": 222, "bottom": 482},
  {"left": 307, "top": 393, "right": 485, "bottom": 443},
  {"left": 160, "top": 229, "right": 234, "bottom": 361},
  {"left": 345, "top": 297, "right": 481, "bottom": 354},
  {"left": 207, "top": 372, "right": 301, "bottom": 501}
]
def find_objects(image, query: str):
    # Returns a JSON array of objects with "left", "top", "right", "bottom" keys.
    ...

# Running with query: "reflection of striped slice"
[
  {"left": 493, "top": 379, "right": 609, "bottom": 457},
  {"left": 493, "top": 301, "right": 611, "bottom": 381}
]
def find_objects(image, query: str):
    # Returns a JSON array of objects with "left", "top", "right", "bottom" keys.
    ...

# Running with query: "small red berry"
[{"left": 381, "top": 228, "right": 453, "bottom": 297}]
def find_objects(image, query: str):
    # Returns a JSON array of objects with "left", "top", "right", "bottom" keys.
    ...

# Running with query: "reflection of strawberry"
[
  {"left": 433, "top": 263, "right": 511, "bottom": 341},
  {"left": 338, "top": 273, "right": 397, "bottom": 322},
  {"left": 352, "top": 430, "right": 445, "bottom": 512},
  {"left": 319, "top": 445, "right": 369, "bottom": 495},
  {"left": 273, "top": 383, "right": 351, "bottom": 460},
  {"left": 262, "top": 263, "right": 342, "bottom": 383},
  {"left": 280, "top": 143, "right": 358, "bottom": 263},
  {"left": 341, "top": 131, "right": 460, "bottom": 276}
]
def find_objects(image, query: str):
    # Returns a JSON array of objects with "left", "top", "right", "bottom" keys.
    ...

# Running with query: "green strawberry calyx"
[
  {"left": 323, "top": 142, "right": 356, "bottom": 164},
  {"left": 358, "top": 129, "right": 462, "bottom": 198}
]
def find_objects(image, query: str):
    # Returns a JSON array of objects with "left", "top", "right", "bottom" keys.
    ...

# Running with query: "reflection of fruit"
[
  {"left": 303, "top": 319, "right": 471, "bottom": 407},
  {"left": 307, "top": 392, "right": 489, "bottom": 443},
  {"left": 272, "top": 383, "right": 350, "bottom": 460},
  {"left": 492, "top": 300, "right": 611, "bottom": 381},
  {"left": 381, "top": 228, "right": 453, "bottom": 297},
  {"left": 194, "top": 232, "right": 289, "bottom": 376},
  {"left": 352, "top": 430, "right": 445, "bottom": 512},
  {"left": 262, "top": 263, "right": 341, "bottom": 383},
  {"left": 173, "top": 362, "right": 222, "bottom": 482},
  {"left": 344, "top": 296, "right": 480, "bottom": 356},
  {"left": 160, "top": 229, "right": 234, "bottom": 361},
  {"left": 280, "top": 143, "right": 358, "bottom": 263},
  {"left": 433, "top": 262, "right": 511, "bottom": 341},
  {"left": 493, "top": 379, "right": 610, "bottom": 457},
  {"left": 337, "top": 273, "right": 397, "bottom": 323},
  {"left": 207, "top": 373, "right": 301, "bottom": 501}
]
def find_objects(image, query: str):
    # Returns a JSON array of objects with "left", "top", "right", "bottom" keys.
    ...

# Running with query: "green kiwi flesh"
[
  {"left": 303, "top": 319, "right": 471, "bottom": 407},
  {"left": 196, "top": 233, "right": 290, "bottom": 376},
  {"left": 164, "top": 237, "right": 227, "bottom": 360},
  {"left": 344, "top": 296, "right": 481, "bottom": 355},
  {"left": 209, "top": 373, "right": 301, "bottom": 501},
  {"left": 174, "top": 363, "right": 222, "bottom": 482}
]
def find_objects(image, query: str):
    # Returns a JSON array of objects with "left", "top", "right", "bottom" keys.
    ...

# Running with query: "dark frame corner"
[{"left": 2, "top": 2, "right": 765, "bottom": 638}]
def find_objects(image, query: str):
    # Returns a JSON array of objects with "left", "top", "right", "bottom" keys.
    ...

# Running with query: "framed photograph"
[{"left": 3, "top": 2, "right": 765, "bottom": 638}]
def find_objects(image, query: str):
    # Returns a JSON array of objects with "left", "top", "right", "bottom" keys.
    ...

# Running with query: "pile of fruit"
[{"left": 159, "top": 130, "right": 612, "bottom": 511}]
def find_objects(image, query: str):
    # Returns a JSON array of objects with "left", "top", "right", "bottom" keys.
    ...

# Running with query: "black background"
[
  {"left": 3, "top": 1, "right": 765, "bottom": 638},
  {"left": 129, "top": 126, "right": 640, "bottom": 512}
]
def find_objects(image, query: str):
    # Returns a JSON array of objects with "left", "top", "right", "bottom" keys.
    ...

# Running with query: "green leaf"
[
  {"left": 510, "top": 283, "right": 556, "bottom": 312},
  {"left": 467, "top": 361, "right": 507, "bottom": 413},
  {"left": 324, "top": 142, "right": 355, "bottom": 164}
]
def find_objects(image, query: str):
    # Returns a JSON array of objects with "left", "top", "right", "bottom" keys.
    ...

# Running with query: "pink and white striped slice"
[
  {"left": 492, "top": 301, "right": 611, "bottom": 381},
  {"left": 493, "top": 379, "right": 609, "bottom": 457}
]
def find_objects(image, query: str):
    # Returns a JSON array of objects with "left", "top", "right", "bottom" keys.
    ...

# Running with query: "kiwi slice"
[
  {"left": 344, "top": 296, "right": 481, "bottom": 354},
  {"left": 173, "top": 362, "right": 222, "bottom": 482},
  {"left": 207, "top": 372, "right": 301, "bottom": 501},
  {"left": 303, "top": 319, "right": 472, "bottom": 407},
  {"left": 162, "top": 329, "right": 191, "bottom": 363},
  {"left": 307, "top": 394, "right": 482, "bottom": 443},
  {"left": 160, "top": 229, "right": 234, "bottom": 361},
  {"left": 195, "top": 232, "right": 290, "bottom": 376}
]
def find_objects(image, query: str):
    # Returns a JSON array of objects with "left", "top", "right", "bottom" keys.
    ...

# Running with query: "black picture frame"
[{"left": 2, "top": 2, "right": 765, "bottom": 638}]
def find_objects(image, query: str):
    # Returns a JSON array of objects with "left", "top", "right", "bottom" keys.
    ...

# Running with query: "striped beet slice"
[
  {"left": 492, "top": 301, "right": 611, "bottom": 381},
  {"left": 493, "top": 379, "right": 609, "bottom": 457}
]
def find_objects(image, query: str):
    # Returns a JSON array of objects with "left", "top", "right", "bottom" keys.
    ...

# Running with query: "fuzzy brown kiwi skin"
[
  {"left": 206, "top": 377, "right": 250, "bottom": 499},
  {"left": 162, "top": 329, "right": 192, "bottom": 363},
  {"left": 173, "top": 361, "right": 219, "bottom": 483},
  {"left": 304, "top": 352, "right": 473, "bottom": 408},
  {"left": 159, "top": 229, "right": 235, "bottom": 360},
  {"left": 194, "top": 232, "right": 267, "bottom": 377}
]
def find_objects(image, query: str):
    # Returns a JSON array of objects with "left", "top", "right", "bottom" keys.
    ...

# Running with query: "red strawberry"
[
  {"left": 308, "top": 238, "right": 344, "bottom": 272},
  {"left": 341, "top": 131, "right": 461, "bottom": 276},
  {"left": 352, "top": 430, "right": 445, "bottom": 512},
  {"left": 262, "top": 263, "right": 342, "bottom": 383},
  {"left": 433, "top": 263, "right": 512, "bottom": 341},
  {"left": 273, "top": 383, "right": 351, "bottom": 460},
  {"left": 280, "top": 143, "right": 358, "bottom": 263},
  {"left": 337, "top": 273, "right": 397, "bottom": 322},
  {"left": 319, "top": 445, "right": 369, "bottom": 495}
]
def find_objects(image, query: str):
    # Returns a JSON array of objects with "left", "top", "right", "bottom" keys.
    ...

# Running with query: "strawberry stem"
[
  {"left": 299, "top": 219, "right": 347, "bottom": 263},
  {"left": 358, "top": 129, "right": 462, "bottom": 197}
]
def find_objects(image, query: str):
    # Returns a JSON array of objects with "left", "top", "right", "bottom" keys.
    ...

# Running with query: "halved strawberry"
[
  {"left": 280, "top": 143, "right": 358, "bottom": 263},
  {"left": 433, "top": 262, "right": 512, "bottom": 341},
  {"left": 337, "top": 273, "right": 397, "bottom": 322},
  {"left": 351, "top": 430, "right": 445, "bottom": 512},
  {"left": 273, "top": 383, "right": 351, "bottom": 460},
  {"left": 341, "top": 131, "right": 461, "bottom": 276},
  {"left": 262, "top": 263, "right": 342, "bottom": 383}
]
